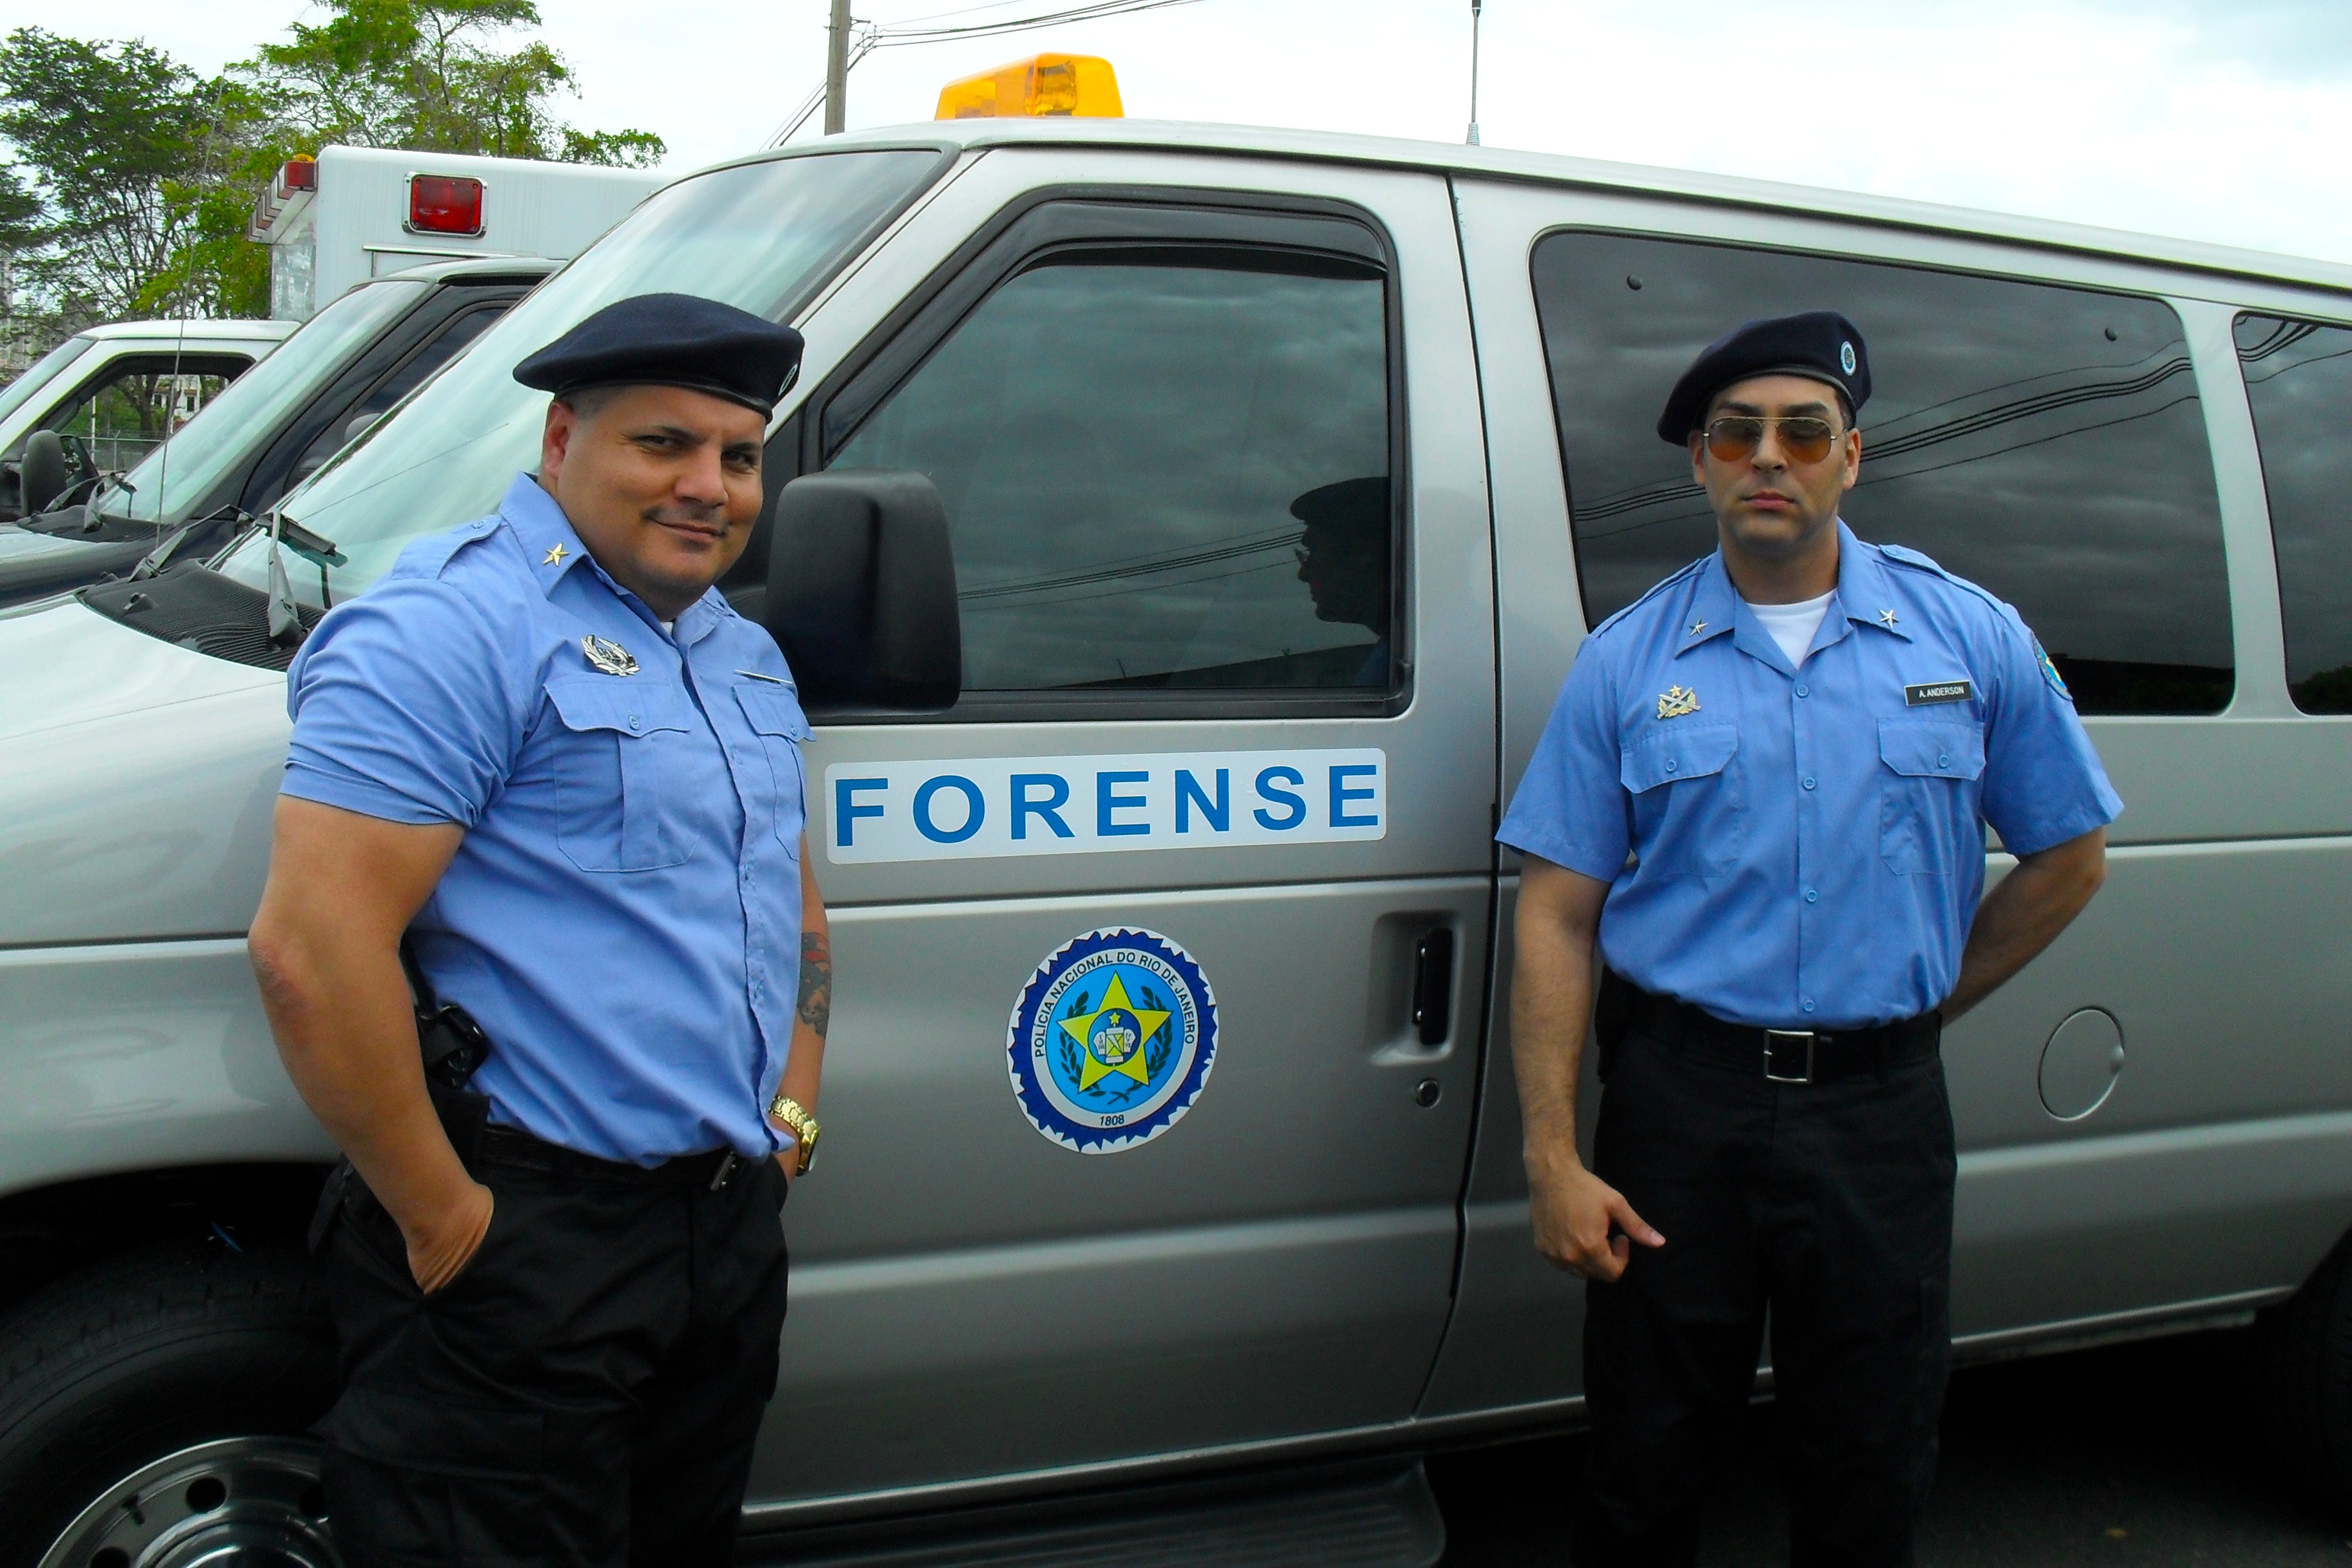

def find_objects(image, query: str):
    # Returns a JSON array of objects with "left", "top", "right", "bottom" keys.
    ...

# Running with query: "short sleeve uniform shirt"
[
  {"left": 282, "top": 473, "right": 809, "bottom": 1165},
  {"left": 1498, "top": 522, "right": 2122, "bottom": 1030}
]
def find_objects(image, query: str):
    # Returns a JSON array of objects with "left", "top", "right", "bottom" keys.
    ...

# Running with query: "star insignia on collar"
[
  {"left": 1877, "top": 609, "right": 1900, "bottom": 629},
  {"left": 543, "top": 544, "right": 567, "bottom": 566},
  {"left": 1687, "top": 620, "right": 1708, "bottom": 636}
]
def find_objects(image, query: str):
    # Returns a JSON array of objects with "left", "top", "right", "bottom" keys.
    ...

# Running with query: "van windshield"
[
  {"left": 108, "top": 281, "right": 428, "bottom": 526},
  {"left": 0, "top": 334, "right": 97, "bottom": 443},
  {"left": 215, "top": 147, "right": 946, "bottom": 603}
]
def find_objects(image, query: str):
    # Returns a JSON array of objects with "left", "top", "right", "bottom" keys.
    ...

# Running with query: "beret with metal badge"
[
  {"left": 512, "top": 292, "right": 805, "bottom": 416},
  {"left": 1655, "top": 309, "right": 1870, "bottom": 444}
]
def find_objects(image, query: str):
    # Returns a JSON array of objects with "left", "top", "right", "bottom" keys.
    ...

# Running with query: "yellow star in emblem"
[
  {"left": 1061, "top": 974, "right": 1170, "bottom": 1091},
  {"left": 544, "top": 544, "right": 568, "bottom": 566}
]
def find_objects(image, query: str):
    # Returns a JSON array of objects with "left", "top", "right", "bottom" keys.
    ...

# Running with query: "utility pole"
[
  {"left": 824, "top": 0, "right": 852, "bottom": 135},
  {"left": 1465, "top": 0, "right": 1483, "bottom": 146}
]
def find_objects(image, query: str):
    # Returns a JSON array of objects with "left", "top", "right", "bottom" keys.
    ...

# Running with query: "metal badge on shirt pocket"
[
  {"left": 542, "top": 674, "right": 692, "bottom": 872},
  {"left": 733, "top": 683, "right": 811, "bottom": 857}
]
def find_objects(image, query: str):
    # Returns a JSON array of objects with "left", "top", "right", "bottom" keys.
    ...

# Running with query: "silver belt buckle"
[{"left": 1763, "top": 1030, "right": 1816, "bottom": 1084}]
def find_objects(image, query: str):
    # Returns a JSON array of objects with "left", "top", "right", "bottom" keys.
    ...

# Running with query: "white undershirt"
[{"left": 1746, "top": 589, "right": 1835, "bottom": 667}]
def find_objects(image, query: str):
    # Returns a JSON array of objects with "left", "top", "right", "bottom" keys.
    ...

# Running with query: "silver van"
[{"left": 2, "top": 121, "right": 2347, "bottom": 1567}]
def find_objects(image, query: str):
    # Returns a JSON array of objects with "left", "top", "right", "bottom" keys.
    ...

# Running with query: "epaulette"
[
  {"left": 389, "top": 514, "right": 505, "bottom": 582},
  {"left": 1872, "top": 538, "right": 2015, "bottom": 624},
  {"left": 1876, "top": 541, "right": 1948, "bottom": 576},
  {"left": 1584, "top": 554, "right": 1710, "bottom": 642}
]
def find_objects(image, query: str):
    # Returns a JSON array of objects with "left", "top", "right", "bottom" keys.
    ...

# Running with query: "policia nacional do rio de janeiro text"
[
  {"left": 1500, "top": 312, "right": 2119, "bottom": 1568},
  {"left": 250, "top": 293, "right": 830, "bottom": 1567}
]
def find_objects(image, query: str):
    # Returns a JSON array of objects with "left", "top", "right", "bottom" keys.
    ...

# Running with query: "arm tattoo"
[{"left": 797, "top": 930, "right": 832, "bottom": 1040}]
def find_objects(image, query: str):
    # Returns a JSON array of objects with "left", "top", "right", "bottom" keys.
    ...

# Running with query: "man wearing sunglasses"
[{"left": 1500, "top": 311, "right": 2120, "bottom": 1566}]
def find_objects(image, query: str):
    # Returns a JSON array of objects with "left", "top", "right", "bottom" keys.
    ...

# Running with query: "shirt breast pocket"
[
  {"left": 542, "top": 676, "right": 694, "bottom": 872},
  {"left": 1620, "top": 723, "right": 1743, "bottom": 877},
  {"left": 1877, "top": 718, "right": 1987, "bottom": 876},
  {"left": 734, "top": 685, "right": 810, "bottom": 858}
]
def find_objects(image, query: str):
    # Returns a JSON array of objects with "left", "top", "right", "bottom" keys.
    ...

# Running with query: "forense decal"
[
  {"left": 1903, "top": 680, "right": 1975, "bottom": 707},
  {"left": 1006, "top": 928, "right": 1219, "bottom": 1153},
  {"left": 825, "top": 749, "right": 1386, "bottom": 864}
]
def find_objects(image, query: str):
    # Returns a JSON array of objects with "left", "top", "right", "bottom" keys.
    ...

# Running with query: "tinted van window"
[
  {"left": 830, "top": 250, "right": 1391, "bottom": 692},
  {"left": 2235, "top": 314, "right": 2352, "bottom": 713},
  {"left": 1531, "top": 233, "right": 2233, "bottom": 713}
]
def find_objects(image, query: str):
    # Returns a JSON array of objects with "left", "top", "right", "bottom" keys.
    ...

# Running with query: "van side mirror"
[
  {"left": 20, "top": 431, "right": 69, "bottom": 517},
  {"left": 762, "top": 469, "right": 961, "bottom": 714}
]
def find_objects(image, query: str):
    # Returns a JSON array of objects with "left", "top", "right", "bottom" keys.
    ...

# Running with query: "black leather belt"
[
  {"left": 1622, "top": 984, "right": 1940, "bottom": 1084},
  {"left": 476, "top": 1124, "right": 749, "bottom": 1190}
]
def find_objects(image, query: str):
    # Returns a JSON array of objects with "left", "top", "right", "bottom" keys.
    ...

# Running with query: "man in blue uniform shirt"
[
  {"left": 1500, "top": 311, "right": 2119, "bottom": 1567},
  {"left": 249, "top": 293, "right": 828, "bottom": 1566}
]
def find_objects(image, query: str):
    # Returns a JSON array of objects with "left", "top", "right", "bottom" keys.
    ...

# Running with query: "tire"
[
  {"left": 0, "top": 1237, "right": 340, "bottom": 1567},
  {"left": 2257, "top": 1231, "right": 2352, "bottom": 1521}
]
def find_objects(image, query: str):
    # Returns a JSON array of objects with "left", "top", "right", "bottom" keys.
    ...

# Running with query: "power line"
[{"left": 765, "top": 0, "right": 1205, "bottom": 148}]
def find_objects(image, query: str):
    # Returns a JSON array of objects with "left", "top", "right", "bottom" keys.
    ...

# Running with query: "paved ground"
[{"left": 1428, "top": 1329, "right": 2352, "bottom": 1565}]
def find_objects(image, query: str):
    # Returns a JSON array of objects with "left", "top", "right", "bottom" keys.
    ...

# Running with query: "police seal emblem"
[
  {"left": 1006, "top": 928, "right": 1218, "bottom": 1154},
  {"left": 581, "top": 634, "right": 638, "bottom": 676}
]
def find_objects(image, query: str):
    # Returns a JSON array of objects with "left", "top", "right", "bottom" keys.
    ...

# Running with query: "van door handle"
[{"left": 1410, "top": 927, "right": 1455, "bottom": 1046}]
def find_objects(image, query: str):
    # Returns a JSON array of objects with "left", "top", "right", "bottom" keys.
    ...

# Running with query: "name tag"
[{"left": 1904, "top": 680, "right": 1974, "bottom": 707}]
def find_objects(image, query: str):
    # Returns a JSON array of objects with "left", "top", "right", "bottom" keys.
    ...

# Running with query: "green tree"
[
  {"left": 240, "top": 0, "right": 664, "bottom": 167},
  {"left": 0, "top": 29, "right": 270, "bottom": 326}
]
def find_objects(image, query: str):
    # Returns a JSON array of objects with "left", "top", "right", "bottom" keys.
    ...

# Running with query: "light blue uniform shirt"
[
  {"left": 282, "top": 473, "right": 810, "bottom": 1165},
  {"left": 1498, "top": 522, "right": 2122, "bottom": 1030}
]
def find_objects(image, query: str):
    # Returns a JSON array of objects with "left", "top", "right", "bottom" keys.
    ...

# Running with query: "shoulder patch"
[
  {"left": 387, "top": 514, "right": 504, "bottom": 583},
  {"left": 1586, "top": 554, "right": 1711, "bottom": 642},
  {"left": 2034, "top": 636, "right": 2073, "bottom": 701}
]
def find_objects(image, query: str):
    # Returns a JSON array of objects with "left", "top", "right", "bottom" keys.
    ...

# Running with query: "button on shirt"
[
  {"left": 282, "top": 473, "right": 810, "bottom": 1165},
  {"left": 1498, "top": 522, "right": 2122, "bottom": 1030}
]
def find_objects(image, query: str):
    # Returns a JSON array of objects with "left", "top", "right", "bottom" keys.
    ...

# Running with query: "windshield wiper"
[
  {"left": 130, "top": 506, "right": 248, "bottom": 580},
  {"left": 274, "top": 513, "right": 346, "bottom": 567}
]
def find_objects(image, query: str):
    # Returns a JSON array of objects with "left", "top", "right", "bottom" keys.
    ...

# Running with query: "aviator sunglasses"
[{"left": 1703, "top": 414, "right": 1843, "bottom": 466}]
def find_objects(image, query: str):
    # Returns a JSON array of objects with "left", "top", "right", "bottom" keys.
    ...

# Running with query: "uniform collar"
[
  {"left": 1675, "top": 556, "right": 1740, "bottom": 656},
  {"left": 1674, "top": 518, "right": 1910, "bottom": 663},
  {"left": 1833, "top": 521, "right": 1912, "bottom": 642},
  {"left": 499, "top": 471, "right": 731, "bottom": 647},
  {"left": 500, "top": 473, "right": 592, "bottom": 594}
]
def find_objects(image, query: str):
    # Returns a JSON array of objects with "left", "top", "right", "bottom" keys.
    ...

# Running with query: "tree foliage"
[
  {"left": 0, "top": 0, "right": 663, "bottom": 348},
  {"left": 238, "top": 0, "right": 663, "bottom": 167},
  {"left": 0, "top": 30, "right": 270, "bottom": 326}
]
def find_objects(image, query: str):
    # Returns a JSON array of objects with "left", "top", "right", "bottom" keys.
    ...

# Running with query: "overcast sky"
[{"left": 12, "top": 0, "right": 2352, "bottom": 265}]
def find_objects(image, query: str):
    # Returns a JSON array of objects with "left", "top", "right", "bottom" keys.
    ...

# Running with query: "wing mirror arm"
[{"left": 761, "top": 469, "right": 961, "bottom": 716}]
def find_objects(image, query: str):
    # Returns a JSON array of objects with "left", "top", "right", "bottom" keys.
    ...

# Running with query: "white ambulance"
[{"left": 246, "top": 144, "right": 667, "bottom": 322}]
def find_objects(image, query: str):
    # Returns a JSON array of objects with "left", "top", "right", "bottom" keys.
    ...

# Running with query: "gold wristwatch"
[{"left": 770, "top": 1094, "right": 820, "bottom": 1176}]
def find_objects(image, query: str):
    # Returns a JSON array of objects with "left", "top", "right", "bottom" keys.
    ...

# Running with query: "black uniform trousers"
[
  {"left": 313, "top": 1130, "right": 791, "bottom": 1568},
  {"left": 1573, "top": 1020, "right": 1957, "bottom": 1568}
]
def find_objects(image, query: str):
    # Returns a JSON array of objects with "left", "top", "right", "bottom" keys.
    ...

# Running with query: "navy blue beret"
[
  {"left": 513, "top": 293, "right": 804, "bottom": 416},
  {"left": 1655, "top": 310, "right": 1870, "bottom": 444}
]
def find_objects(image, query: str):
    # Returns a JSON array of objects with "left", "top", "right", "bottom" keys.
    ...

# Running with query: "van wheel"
[
  {"left": 0, "top": 1237, "right": 340, "bottom": 1567},
  {"left": 2257, "top": 1232, "right": 2352, "bottom": 1520}
]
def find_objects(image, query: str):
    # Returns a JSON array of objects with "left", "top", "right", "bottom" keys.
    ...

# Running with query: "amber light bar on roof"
[{"left": 936, "top": 54, "right": 1123, "bottom": 119}]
